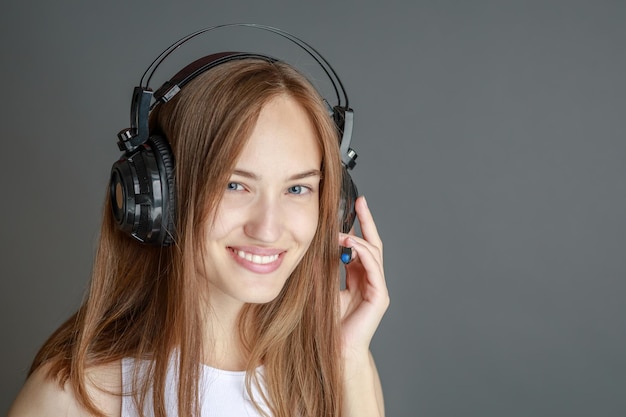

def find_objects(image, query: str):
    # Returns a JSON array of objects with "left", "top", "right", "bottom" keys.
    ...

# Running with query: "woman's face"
[{"left": 198, "top": 94, "right": 322, "bottom": 309}]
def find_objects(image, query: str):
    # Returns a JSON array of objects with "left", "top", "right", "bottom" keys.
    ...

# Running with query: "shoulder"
[{"left": 7, "top": 360, "right": 123, "bottom": 417}]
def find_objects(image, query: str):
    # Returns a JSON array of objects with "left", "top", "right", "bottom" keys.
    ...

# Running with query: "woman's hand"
[{"left": 339, "top": 196, "right": 390, "bottom": 359}]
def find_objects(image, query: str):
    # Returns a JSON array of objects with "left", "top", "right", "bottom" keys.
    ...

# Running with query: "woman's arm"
[
  {"left": 339, "top": 196, "right": 390, "bottom": 417},
  {"left": 343, "top": 350, "right": 385, "bottom": 417}
]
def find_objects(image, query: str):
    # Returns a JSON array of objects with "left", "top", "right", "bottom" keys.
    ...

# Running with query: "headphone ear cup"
[
  {"left": 109, "top": 135, "right": 176, "bottom": 246},
  {"left": 339, "top": 167, "right": 358, "bottom": 233},
  {"left": 149, "top": 135, "right": 176, "bottom": 245}
]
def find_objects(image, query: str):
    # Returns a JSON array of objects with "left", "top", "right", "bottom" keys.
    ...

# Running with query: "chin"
[{"left": 239, "top": 282, "right": 288, "bottom": 305}]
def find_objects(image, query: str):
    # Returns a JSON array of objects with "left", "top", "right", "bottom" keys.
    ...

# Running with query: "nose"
[{"left": 243, "top": 195, "right": 283, "bottom": 243}]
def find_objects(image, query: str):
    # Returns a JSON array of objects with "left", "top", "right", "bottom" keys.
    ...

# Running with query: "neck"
[{"left": 201, "top": 293, "right": 248, "bottom": 371}]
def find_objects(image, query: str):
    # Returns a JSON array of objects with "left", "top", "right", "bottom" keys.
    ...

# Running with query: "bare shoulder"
[{"left": 7, "top": 360, "right": 122, "bottom": 417}]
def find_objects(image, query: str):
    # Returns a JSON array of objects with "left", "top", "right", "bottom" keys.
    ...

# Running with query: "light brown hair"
[{"left": 31, "top": 58, "right": 344, "bottom": 417}]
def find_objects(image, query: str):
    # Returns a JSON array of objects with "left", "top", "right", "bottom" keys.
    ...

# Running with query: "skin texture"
[
  {"left": 7, "top": 361, "right": 122, "bottom": 417},
  {"left": 8, "top": 95, "right": 388, "bottom": 417}
]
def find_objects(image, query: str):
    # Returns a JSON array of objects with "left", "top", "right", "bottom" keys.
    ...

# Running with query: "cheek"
[
  {"left": 291, "top": 204, "right": 320, "bottom": 245},
  {"left": 205, "top": 208, "right": 238, "bottom": 241},
  {"left": 196, "top": 213, "right": 236, "bottom": 274}
]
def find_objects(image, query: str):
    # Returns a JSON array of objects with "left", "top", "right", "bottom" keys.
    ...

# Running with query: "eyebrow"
[{"left": 232, "top": 169, "right": 322, "bottom": 181}]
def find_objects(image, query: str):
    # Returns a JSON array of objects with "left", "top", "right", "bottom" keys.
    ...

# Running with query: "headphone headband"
[
  {"left": 117, "top": 24, "right": 357, "bottom": 170},
  {"left": 141, "top": 24, "right": 349, "bottom": 108},
  {"left": 152, "top": 52, "right": 276, "bottom": 105}
]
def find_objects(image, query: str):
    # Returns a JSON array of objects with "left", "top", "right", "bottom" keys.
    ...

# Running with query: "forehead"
[{"left": 235, "top": 95, "right": 322, "bottom": 175}]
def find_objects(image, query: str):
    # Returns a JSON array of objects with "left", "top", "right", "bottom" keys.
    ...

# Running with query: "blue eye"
[
  {"left": 227, "top": 182, "right": 244, "bottom": 191},
  {"left": 288, "top": 185, "right": 309, "bottom": 195}
]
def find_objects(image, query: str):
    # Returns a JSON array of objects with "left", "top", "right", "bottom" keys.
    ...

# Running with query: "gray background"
[{"left": 1, "top": 1, "right": 625, "bottom": 416}]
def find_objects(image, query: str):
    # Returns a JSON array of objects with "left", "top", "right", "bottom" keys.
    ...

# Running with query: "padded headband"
[{"left": 117, "top": 24, "right": 357, "bottom": 170}]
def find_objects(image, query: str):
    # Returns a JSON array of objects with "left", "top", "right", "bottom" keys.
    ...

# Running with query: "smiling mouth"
[{"left": 231, "top": 249, "right": 281, "bottom": 265}]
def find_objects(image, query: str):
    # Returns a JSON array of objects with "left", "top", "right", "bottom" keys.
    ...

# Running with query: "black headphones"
[{"left": 110, "top": 24, "right": 358, "bottom": 246}]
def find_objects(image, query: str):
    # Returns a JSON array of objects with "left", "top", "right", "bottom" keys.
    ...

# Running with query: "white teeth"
[{"left": 236, "top": 250, "right": 279, "bottom": 264}]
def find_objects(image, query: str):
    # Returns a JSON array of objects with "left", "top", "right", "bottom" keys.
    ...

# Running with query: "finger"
[
  {"left": 346, "top": 237, "right": 386, "bottom": 287},
  {"left": 355, "top": 196, "right": 383, "bottom": 251},
  {"left": 339, "top": 233, "right": 381, "bottom": 264}
]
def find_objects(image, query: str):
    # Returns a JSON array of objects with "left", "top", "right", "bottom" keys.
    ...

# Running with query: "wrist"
[{"left": 342, "top": 348, "right": 374, "bottom": 376}]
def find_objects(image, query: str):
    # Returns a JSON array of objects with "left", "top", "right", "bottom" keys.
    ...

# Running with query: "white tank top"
[{"left": 121, "top": 355, "right": 270, "bottom": 417}]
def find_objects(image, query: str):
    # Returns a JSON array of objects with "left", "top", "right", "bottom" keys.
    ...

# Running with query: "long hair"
[{"left": 31, "top": 58, "right": 344, "bottom": 417}]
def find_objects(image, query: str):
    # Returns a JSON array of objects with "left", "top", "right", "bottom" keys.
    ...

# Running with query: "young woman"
[{"left": 8, "top": 39, "right": 389, "bottom": 417}]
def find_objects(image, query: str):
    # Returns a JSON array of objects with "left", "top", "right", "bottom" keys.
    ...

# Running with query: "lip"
[{"left": 228, "top": 246, "right": 286, "bottom": 274}]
